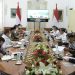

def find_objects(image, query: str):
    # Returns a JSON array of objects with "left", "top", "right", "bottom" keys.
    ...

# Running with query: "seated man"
[
  {"left": 0, "top": 37, "right": 6, "bottom": 55},
  {"left": 2, "top": 30, "right": 12, "bottom": 48},
  {"left": 56, "top": 28, "right": 68, "bottom": 43},
  {"left": 50, "top": 26, "right": 60, "bottom": 37},
  {"left": 67, "top": 33, "right": 75, "bottom": 57},
  {"left": 10, "top": 25, "right": 19, "bottom": 41},
  {"left": 63, "top": 33, "right": 75, "bottom": 63},
  {"left": 67, "top": 33, "right": 75, "bottom": 50}
]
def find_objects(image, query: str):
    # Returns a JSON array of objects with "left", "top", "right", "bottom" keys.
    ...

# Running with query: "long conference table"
[
  {"left": 0, "top": 31, "right": 75, "bottom": 75},
  {"left": 0, "top": 47, "right": 26, "bottom": 75}
]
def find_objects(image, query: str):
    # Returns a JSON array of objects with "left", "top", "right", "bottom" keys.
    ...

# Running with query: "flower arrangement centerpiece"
[
  {"left": 32, "top": 43, "right": 49, "bottom": 66},
  {"left": 24, "top": 62, "right": 59, "bottom": 75},
  {"left": 24, "top": 43, "right": 59, "bottom": 75},
  {"left": 33, "top": 33, "right": 43, "bottom": 42}
]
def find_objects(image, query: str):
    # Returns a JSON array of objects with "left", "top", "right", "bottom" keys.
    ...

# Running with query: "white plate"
[{"left": 16, "top": 60, "right": 22, "bottom": 65}]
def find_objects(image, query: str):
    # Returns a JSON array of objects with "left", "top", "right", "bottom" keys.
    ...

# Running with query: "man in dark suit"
[{"left": 10, "top": 25, "right": 19, "bottom": 41}]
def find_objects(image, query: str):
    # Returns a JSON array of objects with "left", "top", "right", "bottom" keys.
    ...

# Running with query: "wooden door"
[{"left": 68, "top": 10, "right": 75, "bottom": 32}]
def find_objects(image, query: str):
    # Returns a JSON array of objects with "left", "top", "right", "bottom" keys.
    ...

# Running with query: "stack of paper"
[{"left": 1, "top": 55, "right": 14, "bottom": 61}]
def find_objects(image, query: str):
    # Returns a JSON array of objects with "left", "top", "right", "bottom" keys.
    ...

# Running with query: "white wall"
[
  {"left": 3, "top": 0, "right": 27, "bottom": 27},
  {"left": 47, "top": 0, "right": 75, "bottom": 28},
  {"left": 2, "top": 0, "right": 75, "bottom": 29},
  {"left": 0, "top": 0, "right": 3, "bottom": 31},
  {"left": 47, "top": 0, "right": 68, "bottom": 28}
]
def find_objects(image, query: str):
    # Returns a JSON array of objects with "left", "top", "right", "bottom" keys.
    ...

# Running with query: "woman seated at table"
[
  {"left": 1, "top": 30, "right": 12, "bottom": 48},
  {"left": 50, "top": 26, "right": 60, "bottom": 37},
  {"left": 10, "top": 25, "right": 19, "bottom": 41},
  {"left": 0, "top": 37, "right": 6, "bottom": 55}
]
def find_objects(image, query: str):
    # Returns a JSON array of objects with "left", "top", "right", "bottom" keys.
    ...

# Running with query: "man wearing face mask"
[{"left": 1, "top": 30, "right": 12, "bottom": 48}]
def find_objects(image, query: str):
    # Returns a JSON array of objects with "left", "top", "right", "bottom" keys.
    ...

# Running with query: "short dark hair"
[
  {"left": 60, "top": 28, "right": 66, "bottom": 32},
  {"left": 11, "top": 25, "right": 17, "bottom": 30},
  {"left": 0, "top": 37, "right": 5, "bottom": 42},
  {"left": 18, "top": 24, "right": 21, "bottom": 26},
  {"left": 52, "top": 26, "right": 58, "bottom": 30}
]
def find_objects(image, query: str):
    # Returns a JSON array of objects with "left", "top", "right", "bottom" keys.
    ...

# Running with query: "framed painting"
[
  {"left": 11, "top": 8, "right": 21, "bottom": 18},
  {"left": 58, "top": 10, "right": 63, "bottom": 22},
  {"left": 53, "top": 9, "right": 63, "bottom": 22},
  {"left": 11, "top": 8, "right": 16, "bottom": 18}
]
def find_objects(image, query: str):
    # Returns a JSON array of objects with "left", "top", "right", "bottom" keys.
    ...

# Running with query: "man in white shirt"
[
  {"left": 2, "top": 30, "right": 12, "bottom": 48},
  {"left": 50, "top": 26, "right": 60, "bottom": 37},
  {"left": 56, "top": 28, "right": 68, "bottom": 43}
]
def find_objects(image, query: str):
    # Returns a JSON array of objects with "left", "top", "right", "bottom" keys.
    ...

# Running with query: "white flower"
[
  {"left": 32, "top": 64, "right": 35, "bottom": 68},
  {"left": 35, "top": 70, "right": 39, "bottom": 74},
  {"left": 26, "top": 70, "right": 30, "bottom": 75},
  {"left": 46, "top": 70, "right": 50, "bottom": 74}
]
